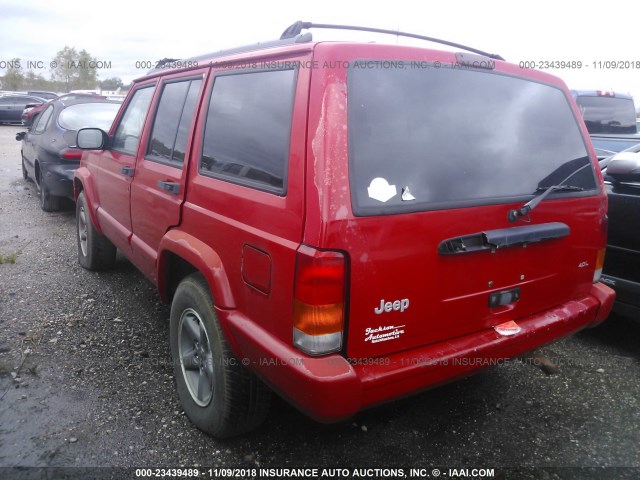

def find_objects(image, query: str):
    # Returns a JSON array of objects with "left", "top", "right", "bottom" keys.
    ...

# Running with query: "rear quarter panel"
[{"left": 180, "top": 49, "right": 313, "bottom": 343}]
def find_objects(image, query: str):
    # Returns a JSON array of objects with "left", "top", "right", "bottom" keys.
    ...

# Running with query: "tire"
[
  {"left": 39, "top": 179, "right": 61, "bottom": 212},
  {"left": 76, "top": 192, "right": 117, "bottom": 270},
  {"left": 21, "top": 155, "right": 29, "bottom": 181},
  {"left": 170, "top": 273, "right": 271, "bottom": 438}
]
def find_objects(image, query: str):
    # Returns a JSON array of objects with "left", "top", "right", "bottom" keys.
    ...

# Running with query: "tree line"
[{"left": 1, "top": 46, "right": 124, "bottom": 92}]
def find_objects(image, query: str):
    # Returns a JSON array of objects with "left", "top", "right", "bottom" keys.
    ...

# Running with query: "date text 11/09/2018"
[
  {"left": 519, "top": 60, "right": 640, "bottom": 69},
  {"left": 135, "top": 467, "right": 496, "bottom": 478}
]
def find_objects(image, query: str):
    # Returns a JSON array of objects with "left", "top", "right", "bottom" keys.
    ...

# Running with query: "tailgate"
[
  {"left": 305, "top": 48, "right": 607, "bottom": 359},
  {"left": 339, "top": 200, "right": 604, "bottom": 359}
]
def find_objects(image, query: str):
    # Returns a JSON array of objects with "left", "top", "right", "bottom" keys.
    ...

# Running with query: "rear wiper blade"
[
  {"left": 508, "top": 161, "right": 593, "bottom": 223},
  {"left": 508, "top": 183, "right": 586, "bottom": 223},
  {"left": 533, "top": 185, "right": 584, "bottom": 193}
]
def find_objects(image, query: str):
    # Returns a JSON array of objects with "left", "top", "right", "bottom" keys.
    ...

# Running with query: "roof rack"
[
  {"left": 145, "top": 33, "right": 313, "bottom": 74},
  {"left": 280, "top": 21, "right": 504, "bottom": 61}
]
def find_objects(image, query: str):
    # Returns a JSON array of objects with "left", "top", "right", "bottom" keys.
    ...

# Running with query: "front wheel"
[
  {"left": 170, "top": 273, "right": 271, "bottom": 438},
  {"left": 76, "top": 191, "right": 117, "bottom": 270}
]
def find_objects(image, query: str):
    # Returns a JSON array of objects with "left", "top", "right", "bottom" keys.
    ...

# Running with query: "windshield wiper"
[
  {"left": 508, "top": 185, "right": 584, "bottom": 222},
  {"left": 533, "top": 185, "right": 584, "bottom": 193},
  {"left": 508, "top": 162, "right": 592, "bottom": 222}
]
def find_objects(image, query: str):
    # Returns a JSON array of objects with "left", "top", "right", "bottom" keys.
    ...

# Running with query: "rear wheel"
[
  {"left": 76, "top": 191, "right": 117, "bottom": 270},
  {"left": 39, "top": 180, "right": 61, "bottom": 212},
  {"left": 170, "top": 273, "right": 271, "bottom": 438}
]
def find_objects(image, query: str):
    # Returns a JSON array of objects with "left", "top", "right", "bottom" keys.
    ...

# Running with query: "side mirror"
[
  {"left": 606, "top": 151, "right": 640, "bottom": 183},
  {"left": 77, "top": 128, "right": 109, "bottom": 150},
  {"left": 15, "top": 132, "right": 26, "bottom": 141}
]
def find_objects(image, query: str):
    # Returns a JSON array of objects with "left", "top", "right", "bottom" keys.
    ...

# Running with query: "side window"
[
  {"left": 200, "top": 69, "right": 296, "bottom": 194},
  {"left": 33, "top": 105, "right": 54, "bottom": 134},
  {"left": 147, "top": 78, "right": 202, "bottom": 166},
  {"left": 112, "top": 86, "right": 155, "bottom": 155}
]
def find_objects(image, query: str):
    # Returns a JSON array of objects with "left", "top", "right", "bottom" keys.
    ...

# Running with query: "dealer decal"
[{"left": 364, "top": 325, "right": 406, "bottom": 344}]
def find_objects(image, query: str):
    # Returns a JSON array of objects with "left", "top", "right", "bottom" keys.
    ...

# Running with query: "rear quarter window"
[{"left": 199, "top": 69, "right": 296, "bottom": 194}]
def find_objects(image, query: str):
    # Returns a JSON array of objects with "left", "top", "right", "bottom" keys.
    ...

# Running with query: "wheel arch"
[
  {"left": 73, "top": 168, "right": 104, "bottom": 235},
  {"left": 158, "top": 230, "right": 235, "bottom": 309}
]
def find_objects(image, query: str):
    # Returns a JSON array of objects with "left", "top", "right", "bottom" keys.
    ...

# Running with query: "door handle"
[
  {"left": 119, "top": 166, "right": 135, "bottom": 177},
  {"left": 157, "top": 181, "right": 180, "bottom": 195}
]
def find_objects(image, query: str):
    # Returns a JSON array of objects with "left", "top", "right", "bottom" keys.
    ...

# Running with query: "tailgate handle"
[
  {"left": 119, "top": 166, "right": 135, "bottom": 177},
  {"left": 438, "top": 222, "right": 570, "bottom": 255},
  {"left": 157, "top": 181, "right": 180, "bottom": 195}
]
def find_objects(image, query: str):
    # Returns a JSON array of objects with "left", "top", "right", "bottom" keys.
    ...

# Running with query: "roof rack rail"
[
  {"left": 155, "top": 57, "right": 181, "bottom": 68},
  {"left": 280, "top": 21, "right": 504, "bottom": 61},
  {"left": 145, "top": 33, "right": 313, "bottom": 75}
]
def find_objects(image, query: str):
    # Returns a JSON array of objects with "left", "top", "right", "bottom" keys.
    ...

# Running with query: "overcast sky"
[{"left": 1, "top": 0, "right": 639, "bottom": 102}]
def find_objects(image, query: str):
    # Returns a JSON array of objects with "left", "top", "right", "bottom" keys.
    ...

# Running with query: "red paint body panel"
[
  {"left": 73, "top": 166, "right": 103, "bottom": 235},
  {"left": 130, "top": 69, "right": 208, "bottom": 282},
  {"left": 74, "top": 38, "right": 616, "bottom": 423},
  {"left": 157, "top": 230, "right": 235, "bottom": 308},
  {"left": 242, "top": 245, "right": 272, "bottom": 294}
]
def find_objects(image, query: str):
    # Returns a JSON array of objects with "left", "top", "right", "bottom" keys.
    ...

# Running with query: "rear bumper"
[{"left": 220, "top": 282, "right": 615, "bottom": 422}]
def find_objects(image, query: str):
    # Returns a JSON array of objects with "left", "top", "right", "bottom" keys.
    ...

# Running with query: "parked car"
[
  {"left": 22, "top": 93, "right": 109, "bottom": 127},
  {"left": 73, "top": 21, "right": 615, "bottom": 437},
  {"left": 572, "top": 90, "right": 640, "bottom": 157},
  {"left": 27, "top": 90, "right": 58, "bottom": 101},
  {"left": 0, "top": 95, "right": 45, "bottom": 124},
  {"left": 600, "top": 145, "right": 640, "bottom": 321},
  {"left": 17, "top": 97, "right": 120, "bottom": 211}
]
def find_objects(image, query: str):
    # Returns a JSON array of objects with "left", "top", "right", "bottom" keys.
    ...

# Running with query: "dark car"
[
  {"left": 27, "top": 90, "right": 59, "bottom": 101},
  {"left": 22, "top": 93, "right": 109, "bottom": 127},
  {"left": 0, "top": 95, "right": 46, "bottom": 124},
  {"left": 600, "top": 145, "right": 640, "bottom": 321},
  {"left": 572, "top": 90, "right": 640, "bottom": 157},
  {"left": 18, "top": 98, "right": 120, "bottom": 211}
]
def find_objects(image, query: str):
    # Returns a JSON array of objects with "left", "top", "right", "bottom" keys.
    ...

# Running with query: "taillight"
[
  {"left": 293, "top": 245, "right": 346, "bottom": 356},
  {"left": 60, "top": 148, "right": 83, "bottom": 160},
  {"left": 593, "top": 248, "right": 606, "bottom": 283},
  {"left": 597, "top": 90, "right": 615, "bottom": 97}
]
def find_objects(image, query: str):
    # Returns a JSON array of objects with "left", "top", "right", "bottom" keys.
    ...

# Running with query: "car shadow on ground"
[{"left": 576, "top": 313, "right": 640, "bottom": 361}]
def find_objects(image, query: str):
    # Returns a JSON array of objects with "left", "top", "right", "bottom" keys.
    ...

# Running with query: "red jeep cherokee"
[{"left": 74, "top": 22, "right": 615, "bottom": 437}]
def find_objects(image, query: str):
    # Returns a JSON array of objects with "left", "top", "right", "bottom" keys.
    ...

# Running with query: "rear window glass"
[
  {"left": 58, "top": 103, "right": 120, "bottom": 131},
  {"left": 200, "top": 69, "right": 296, "bottom": 194},
  {"left": 576, "top": 96, "right": 637, "bottom": 134},
  {"left": 348, "top": 65, "right": 597, "bottom": 215}
]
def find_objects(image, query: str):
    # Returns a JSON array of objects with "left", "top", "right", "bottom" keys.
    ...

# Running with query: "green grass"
[{"left": 0, "top": 253, "right": 17, "bottom": 264}]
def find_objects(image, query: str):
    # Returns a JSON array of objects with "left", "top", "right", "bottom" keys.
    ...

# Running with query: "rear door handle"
[
  {"left": 119, "top": 166, "right": 135, "bottom": 177},
  {"left": 157, "top": 181, "right": 180, "bottom": 195}
]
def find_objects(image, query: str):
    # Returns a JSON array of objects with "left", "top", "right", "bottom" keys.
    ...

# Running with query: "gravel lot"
[{"left": 0, "top": 124, "right": 639, "bottom": 480}]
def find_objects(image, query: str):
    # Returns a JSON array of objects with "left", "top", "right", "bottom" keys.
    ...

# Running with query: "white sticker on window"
[
  {"left": 401, "top": 186, "right": 416, "bottom": 201},
  {"left": 367, "top": 177, "right": 397, "bottom": 203}
]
